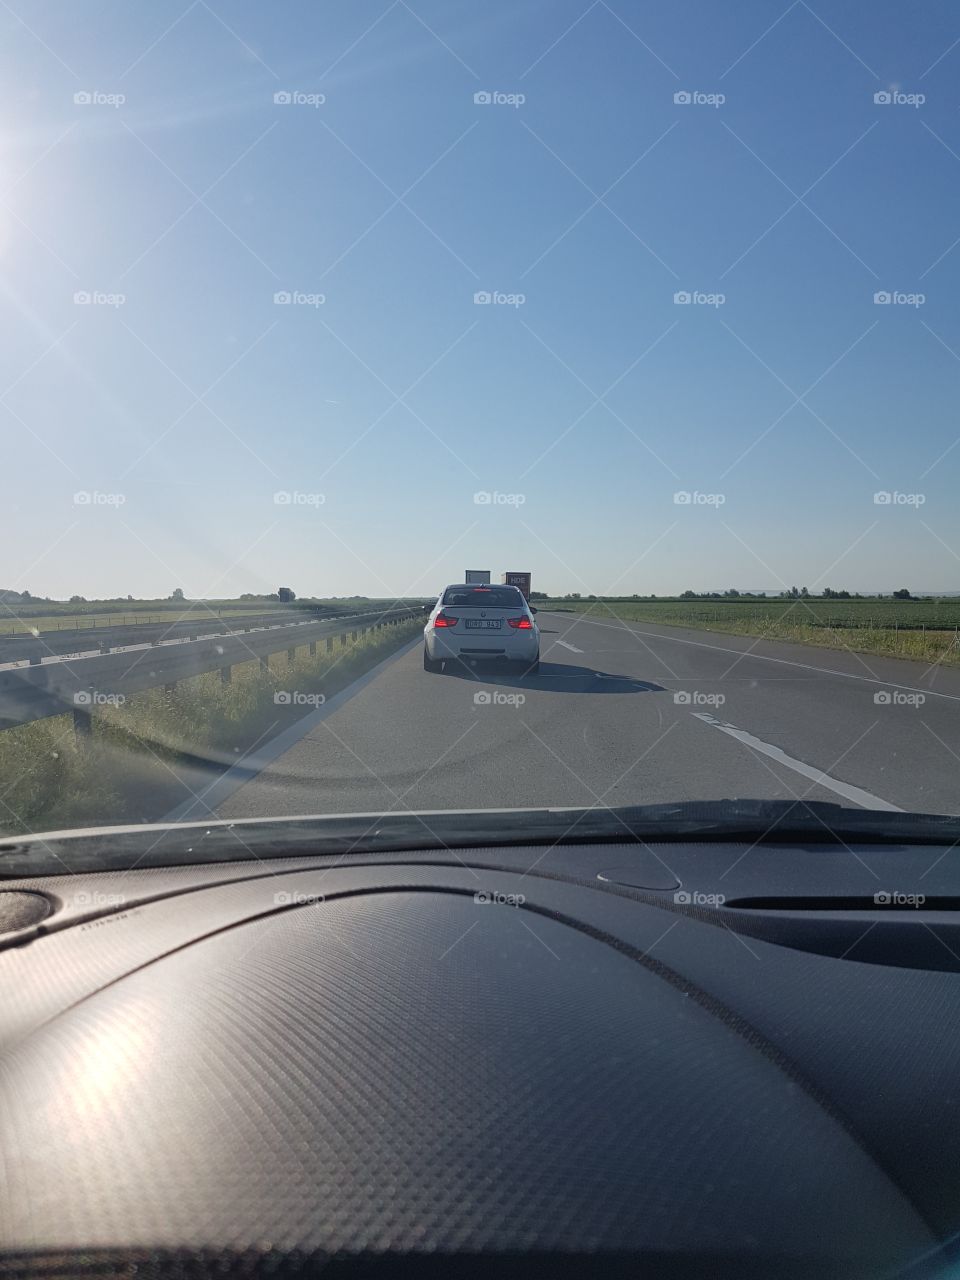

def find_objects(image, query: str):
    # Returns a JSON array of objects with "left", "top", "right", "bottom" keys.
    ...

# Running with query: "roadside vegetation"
[
  {"left": 0, "top": 595, "right": 427, "bottom": 635},
  {"left": 0, "top": 619, "right": 422, "bottom": 836},
  {"left": 542, "top": 595, "right": 960, "bottom": 667}
]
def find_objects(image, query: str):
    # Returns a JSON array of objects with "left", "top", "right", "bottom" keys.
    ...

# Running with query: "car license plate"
[{"left": 465, "top": 619, "right": 501, "bottom": 629}]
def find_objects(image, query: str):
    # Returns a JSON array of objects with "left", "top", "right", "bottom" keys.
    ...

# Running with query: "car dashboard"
[{"left": 0, "top": 827, "right": 958, "bottom": 1279}]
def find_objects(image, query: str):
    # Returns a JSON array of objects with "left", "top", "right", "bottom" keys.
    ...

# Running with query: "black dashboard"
[{"left": 1, "top": 825, "right": 959, "bottom": 1278}]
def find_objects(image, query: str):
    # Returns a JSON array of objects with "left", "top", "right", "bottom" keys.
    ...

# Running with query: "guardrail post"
[
  {"left": 99, "top": 640, "right": 110, "bottom": 655},
  {"left": 351, "top": 630, "right": 358, "bottom": 642},
  {"left": 309, "top": 641, "right": 317, "bottom": 656},
  {"left": 220, "top": 666, "right": 232, "bottom": 685},
  {"left": 326, "top": 637, "right": 333, "bottom": 653},
  {"left": 260, "top": 656, "right": 269, "bottom": 672},
  {"left": 73, "top": 707, "right": 92, "bottom": 740},
  {"left": 287, "top": 647, "right": 296, "bottom": 665},
  {"left": 29, "top": 648, "right": 42, "bottom": 666}
]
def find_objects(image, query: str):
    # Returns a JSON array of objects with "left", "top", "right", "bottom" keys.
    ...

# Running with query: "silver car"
[{"left": 423, "top": 584, "right": 540, "bottom": 674}]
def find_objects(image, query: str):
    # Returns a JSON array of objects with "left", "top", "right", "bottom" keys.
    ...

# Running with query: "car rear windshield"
[{"left": 442, "top": 587, "right": 525, "bottom": 608}]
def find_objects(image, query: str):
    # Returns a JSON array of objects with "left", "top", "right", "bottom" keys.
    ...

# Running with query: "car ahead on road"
[{"left": 424, "top": 583, "right": 539, "bottom": 674}]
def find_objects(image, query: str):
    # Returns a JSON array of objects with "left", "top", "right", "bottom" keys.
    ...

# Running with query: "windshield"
[
  {"left": 442, "top": 587, "right": 526, "bottom": 608},
  {"left": 1, "top": 0, "right": 958, "bottom": 841}
]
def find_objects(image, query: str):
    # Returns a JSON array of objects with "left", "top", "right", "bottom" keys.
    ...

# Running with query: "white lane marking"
[
  {"left": 545, "top": 613, "right": 960, "bottom": 703},
  {"left": 691, "top": 712, "right": 902, "bottom": 812},
  {"left": 553, "top": 639, "right": 584, "bottom": 653}
]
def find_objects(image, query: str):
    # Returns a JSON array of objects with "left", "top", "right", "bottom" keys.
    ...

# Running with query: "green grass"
[
  {"left": 541, "top": 598, "right": 960, "bottom": 666},
  {"left": 0, "top": 620, "right": 422, "bottom": 836}
]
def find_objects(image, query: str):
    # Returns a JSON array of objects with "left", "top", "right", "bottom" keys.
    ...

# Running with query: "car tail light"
[
  {"left": 508, "top": 617, "right": 533, "bottom": 629},
  {"left": 434, "top": 613, "right": 458, "bottom": 628}
]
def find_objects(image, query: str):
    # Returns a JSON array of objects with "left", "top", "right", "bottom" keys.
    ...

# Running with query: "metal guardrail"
[{"left": 0, "top": 608, "right": 421, "bottom": 733}]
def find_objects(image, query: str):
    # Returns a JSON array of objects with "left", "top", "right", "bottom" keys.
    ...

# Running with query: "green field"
[
  {"left": 0, "top": 598, "right": 426, "bottom": 635},
  {"left": 541, "top": 597, "right": 960, "bottom": 666}
]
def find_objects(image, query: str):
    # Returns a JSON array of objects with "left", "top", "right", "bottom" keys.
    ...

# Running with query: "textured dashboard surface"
[{"left": 0, "top": 849, "right": 956, "bottom": 1277}]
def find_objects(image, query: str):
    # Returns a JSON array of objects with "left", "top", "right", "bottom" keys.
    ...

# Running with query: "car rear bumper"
[{"left": 425, "top": 631, "right": 539, "bottom": 663}]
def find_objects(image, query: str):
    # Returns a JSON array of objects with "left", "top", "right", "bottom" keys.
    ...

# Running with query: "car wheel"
[{"left": 423, "top": 649, "right": 442, "bottom": 673}]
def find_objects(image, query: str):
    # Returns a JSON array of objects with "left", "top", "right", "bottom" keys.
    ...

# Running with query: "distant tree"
[
  {"left": 800, "top": 586, "right": 810, "bottom": 598},
  {"left": 680, "top": 589, "right": 697, "bottom": 599},
  {"left": 893, "top": 587, "right": 912, "bottom": 600},
  {"left": 170, "top": 587, "right": 185, "bottom": 601},
  {"left": 69, "top": 595, "right": 86, "bottom": 604},
  {"left": 21, "top": 590, "right": 31, "bottom": 601},
  {"left": 724, "top": 588, "right": 740, "bottom": 598},
  {"left": 530, "top": 591, "right": 548, "bottom": 600}
]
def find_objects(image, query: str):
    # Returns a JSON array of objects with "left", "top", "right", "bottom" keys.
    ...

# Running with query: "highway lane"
[{"left": 213, "top": 611, "right": 960, "bottom": 820}]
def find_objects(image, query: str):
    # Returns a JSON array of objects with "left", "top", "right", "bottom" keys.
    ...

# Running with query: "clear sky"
[{"left": 3, "top": 0, "right": 959, "bottom": 599}]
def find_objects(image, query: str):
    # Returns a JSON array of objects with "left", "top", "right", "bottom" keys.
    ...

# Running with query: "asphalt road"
[{"left": 214, "top": 611, "right": 960, "bottom": 820}]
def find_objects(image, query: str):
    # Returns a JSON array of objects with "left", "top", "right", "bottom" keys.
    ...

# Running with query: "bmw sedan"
[{"left": 423, "top": 584, "right": 540, "bottom": 673}]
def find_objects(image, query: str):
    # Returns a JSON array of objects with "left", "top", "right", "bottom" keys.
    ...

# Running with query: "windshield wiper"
[{"left": 0, "top": 799, "right": 958, "bottom": 877}]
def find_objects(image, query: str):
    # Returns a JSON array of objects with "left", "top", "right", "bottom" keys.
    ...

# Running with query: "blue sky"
[{"left": 3, "top": 0, "right": 960, "bottom": 599}]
